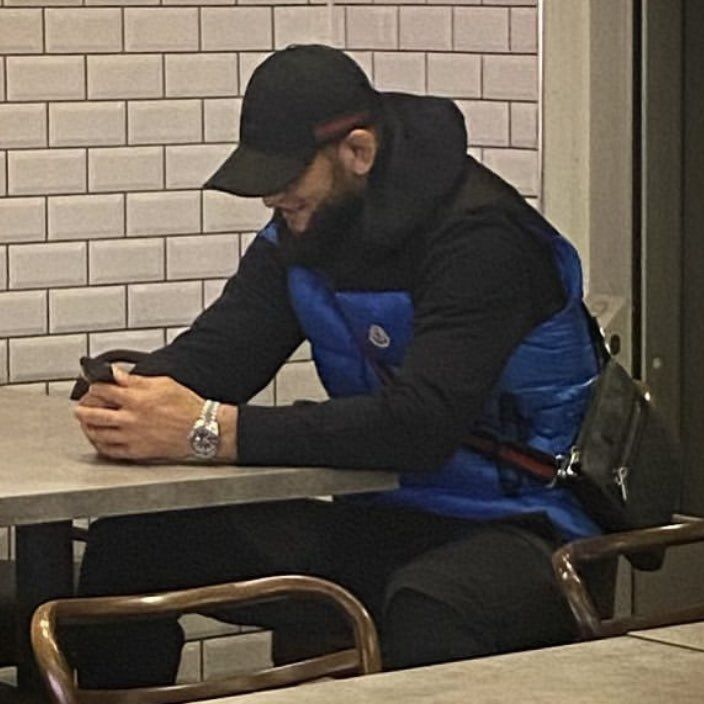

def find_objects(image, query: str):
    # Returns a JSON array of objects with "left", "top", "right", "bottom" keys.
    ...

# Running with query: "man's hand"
[{"left": 74, "top": 368, "right": 237, "bottom": 462}]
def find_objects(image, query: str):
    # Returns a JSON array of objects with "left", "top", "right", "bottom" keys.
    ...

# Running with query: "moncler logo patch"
[{"left": 368, "top": 324, "right": 391, "bottom": 349}]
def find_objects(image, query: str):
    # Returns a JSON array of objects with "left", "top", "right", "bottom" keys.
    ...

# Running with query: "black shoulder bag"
[{"left": 466, "top": 307, "right": 682, "bottom": 570}]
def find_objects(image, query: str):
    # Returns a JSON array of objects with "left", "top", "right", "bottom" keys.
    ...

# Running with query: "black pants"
[{"left": 71, "top": 500, "right": 579, "bottom": 688}]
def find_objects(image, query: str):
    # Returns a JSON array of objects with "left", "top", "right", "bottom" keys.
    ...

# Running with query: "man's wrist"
[{"left": 216, "top": 403, "right": 238, "bottom": 462}]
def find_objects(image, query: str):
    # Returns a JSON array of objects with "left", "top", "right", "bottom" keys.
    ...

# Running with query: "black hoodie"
[{"left": 136, "top": 94, "right": 566, "bottom": 472}]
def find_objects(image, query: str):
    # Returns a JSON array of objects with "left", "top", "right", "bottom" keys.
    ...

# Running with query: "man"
[{"left": 74, "top": 45, "right": 604, "bottom": 687}]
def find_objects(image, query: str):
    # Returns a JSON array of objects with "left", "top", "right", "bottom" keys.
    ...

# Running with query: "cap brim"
[{"left": 203, "top": 143, "right": 313, "bottom": 198}]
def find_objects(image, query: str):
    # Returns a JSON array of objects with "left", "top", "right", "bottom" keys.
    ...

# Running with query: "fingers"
[
  {"left": 89, "top": 437, "right": 132, "bottom": 461},
  {"left": 82, "top": 424, "right": 125, "bottom": 447},
  {"left": 74, "top": 405, "right": 124, "bottom": 428},
  {"left": 77, "top": 408, "right": 137, "bottom": 460},
  {"left": 112, "top": 366, "right": 131, "bottom": 387},
  {"left": 74, "top": 373, "right": 198, "bottom": 462},
  {"left": 79, "top": 380, "right": 129, "bottom": 409}
]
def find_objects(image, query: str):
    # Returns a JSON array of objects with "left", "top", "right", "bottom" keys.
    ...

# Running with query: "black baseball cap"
[{"left": 204, "top": 45, "right": 381, "bottom": 198}]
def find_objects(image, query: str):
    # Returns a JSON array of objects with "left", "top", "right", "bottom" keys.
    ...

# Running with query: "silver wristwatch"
[{"left": 188, "top": 399, "right": 221, "bottom": 459}]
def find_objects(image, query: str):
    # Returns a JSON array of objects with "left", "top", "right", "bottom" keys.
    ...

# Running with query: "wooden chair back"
[
  {"left": 31, "top": 575, "right": 382, "bottom": 704},
  {"left": 552, "top": 520, "right": 704, "bottom": 639}
]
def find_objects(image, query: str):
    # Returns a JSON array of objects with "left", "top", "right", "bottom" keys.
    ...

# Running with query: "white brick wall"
[
  {"left": 204, "top": 99, "right": 241, "bottom": 143},
  {"left": 274, "top": 7, "right": 345, "bottom": 49},
  {"left": 9, "top": 334, "right": 86, "bottom": 383},
  {"left": 165, "top": 54, "right": 239, "bottom": 98},
  {"left": 128, "top": 281, "right": 202, "bottom": 328},
  {"left": 0, "top": 341, "right": 6, "bottom": 386},
  {"left": 484, "top": 54, "right": 538, "bottom": 100},
  {"left": 374, "top": 52, "right": 425, "bottom": 93},
  {"left": 128, "top": 100, "right": 203, "bottom": 145},
  {"left": 399, "top": 8, "right": 452, "bottom": 51},
  {"left": 165, "top": 144, "right": 232, "bottom": 190},
  {"left": 45, "top": 9, "right": 122, "bottom": 54},
  {"left": 201, "top": 8, "right": 273, "bottom": 51},
  {"left": 89, "top": 146, "right": 164, "bottom": 192},
  {"left": 427, "top": 53, "right": 481, "bottom": 98},
  {"left": 0, "top": 104, "right": 47, "bottom": 150},
  {"left": 89, "top": 238, "right": 164, "bottom": 285},
  {"left": 166, "top": 234, "right": 239, "bottom": 280},
  {"left": 0, "top": 10, "right": 43, "bottom": 55},
  {"left": 8, "top": 149, "right": 87, "bottom": 196},
  {"left": 89, "top": 328, "right": 165, "bottom": 358},
  {"left": 6, "top": 56, "right": 85, "bottom": 101},
  {"left": 49, "top": 286, "right": 126, "bottom": 334},
  {"left": 49, "top": 194, "right": 124, "bottom": 241},
  {"left": 454, "top": 7, "right": 509, "bottom": 52},
  {"left": 50, "top": 102, "right": 126, "bottom": 148},
  {"left": 347, "top": 7, "right": 398, "bottom": 50},
  {"left": 127, "top": 191, "right": 201, "bottom": 237},
  {"left": 0, "top": 198, "right": 46, "bottom": 244},
  {"left": 124, "top": 8, "right": 199, "bottom": 53},
  {"left": 0, "top": 249, "right": 6, "bottom": 292},
  {"left": 0, "top": 291, "right": 47, "bottom": 337},
  {"left": 203, "top": 190, "right": 269, "bottom": 233},
  {"left": 9, "top": 241, "right": 87, "bottom": 290},
  {"left": 0, "top": 1, "right": 541, "bottom": 407},
  {"left": 456, "top": 100, "right": 509, "bottom": 147},
  {"left": 88, "top": 54, "right": 163, "bottom": 100}
]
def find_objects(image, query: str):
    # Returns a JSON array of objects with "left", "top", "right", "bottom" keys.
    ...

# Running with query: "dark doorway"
[
  {"left": 679, "top": 0, "right": 704, "bottom": 516},
  {"left": 641, "top": 0, "right": 703, "bottom": 517}
]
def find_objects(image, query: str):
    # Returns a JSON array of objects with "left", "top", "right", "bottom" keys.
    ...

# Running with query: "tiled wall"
[{"left": 0, "top": 0, "right": 538, "bottom": 403}]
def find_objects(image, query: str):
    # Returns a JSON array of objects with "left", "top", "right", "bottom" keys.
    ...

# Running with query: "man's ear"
[{"left": 338, "top": 128, "right": 378, "bottom": 177}]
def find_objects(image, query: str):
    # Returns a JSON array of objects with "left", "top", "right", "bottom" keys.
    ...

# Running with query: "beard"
[{"left": 277, "top": 187, "right": 365, "bottom": 268}]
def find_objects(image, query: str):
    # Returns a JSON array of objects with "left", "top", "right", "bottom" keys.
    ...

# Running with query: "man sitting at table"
[{"left": 73, "top": 45, "right": 604, "bottom": 688}]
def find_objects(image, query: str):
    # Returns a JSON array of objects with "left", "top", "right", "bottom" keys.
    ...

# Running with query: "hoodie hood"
[{"left": 356, "top": 92, "right": 468, "bottom": 251}]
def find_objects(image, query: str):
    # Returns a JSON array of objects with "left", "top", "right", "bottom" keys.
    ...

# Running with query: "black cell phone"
[{"left": 79, "top": 355, "right": 116, "bottom": 384}]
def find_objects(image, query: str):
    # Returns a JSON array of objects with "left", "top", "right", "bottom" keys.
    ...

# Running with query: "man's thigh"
[
  {"left": 383, "top": 522, "right": 576, "bottom": 660},
  {"left": 78, "top": 499, "right": 346, "bottom": 596}
]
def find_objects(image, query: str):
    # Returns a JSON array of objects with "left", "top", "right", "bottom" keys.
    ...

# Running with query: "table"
[
  {"left": 204, "top": 634, "right": 704, "bottom": 704},
  {"left": 0, "top": 388, "right": 397, "bottom": 688},
  {"left": 630, "top": 621, "right": 704, "bottom": 652}
]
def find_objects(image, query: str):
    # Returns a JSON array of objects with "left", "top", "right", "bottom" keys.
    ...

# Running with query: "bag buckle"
[
  {"left": 614, "top": 465, "right": 629, "bottom": 503},
  {"left": 554, "top": 447, "right": 581, "bottom": 486}
]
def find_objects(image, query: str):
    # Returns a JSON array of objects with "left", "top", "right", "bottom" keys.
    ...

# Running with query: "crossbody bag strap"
[
  {"left": 581, "top": 302, "right": 611, "bottom": 368},
  {"left": 463, "top": 303, "right": 612, "bottom": 482},
  {"left": 330, "top": 281, "right": 604, "bottom": 485}
]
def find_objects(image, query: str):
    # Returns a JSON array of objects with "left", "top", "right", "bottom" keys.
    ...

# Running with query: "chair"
[
  {"left": 31, "top": 574, "right": 382, "bottom": 704},
  {"left": 552, "top": 520, "right": 704, "bottom": 639}
]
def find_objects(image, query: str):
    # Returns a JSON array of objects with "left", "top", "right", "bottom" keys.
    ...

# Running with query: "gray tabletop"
[
  {"left": 630, "top": 621, "right": 704, "bottom": 652},
  {"left": 205, "top": 636, "right": 704, "bottom": 704},
  {"left": 0, "top": 389, "right": 398, "bottom": 526}
]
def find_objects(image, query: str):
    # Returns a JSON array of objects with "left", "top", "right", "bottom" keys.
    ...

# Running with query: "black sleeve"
[
  {"left": 133, "top": 236, "right": 304, "bottom": 404},
  {"left": 237, "top": 214, "right": 565, "bottom": 472}
]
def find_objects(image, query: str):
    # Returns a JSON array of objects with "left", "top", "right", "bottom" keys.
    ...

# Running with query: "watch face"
[{"left": 190, "top": 425, "right": 219, "bottom": 459}]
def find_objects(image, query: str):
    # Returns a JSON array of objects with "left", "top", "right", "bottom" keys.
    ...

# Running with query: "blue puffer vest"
[{"left": 260, "top": 220, "right": 601, "bottom": 541}]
